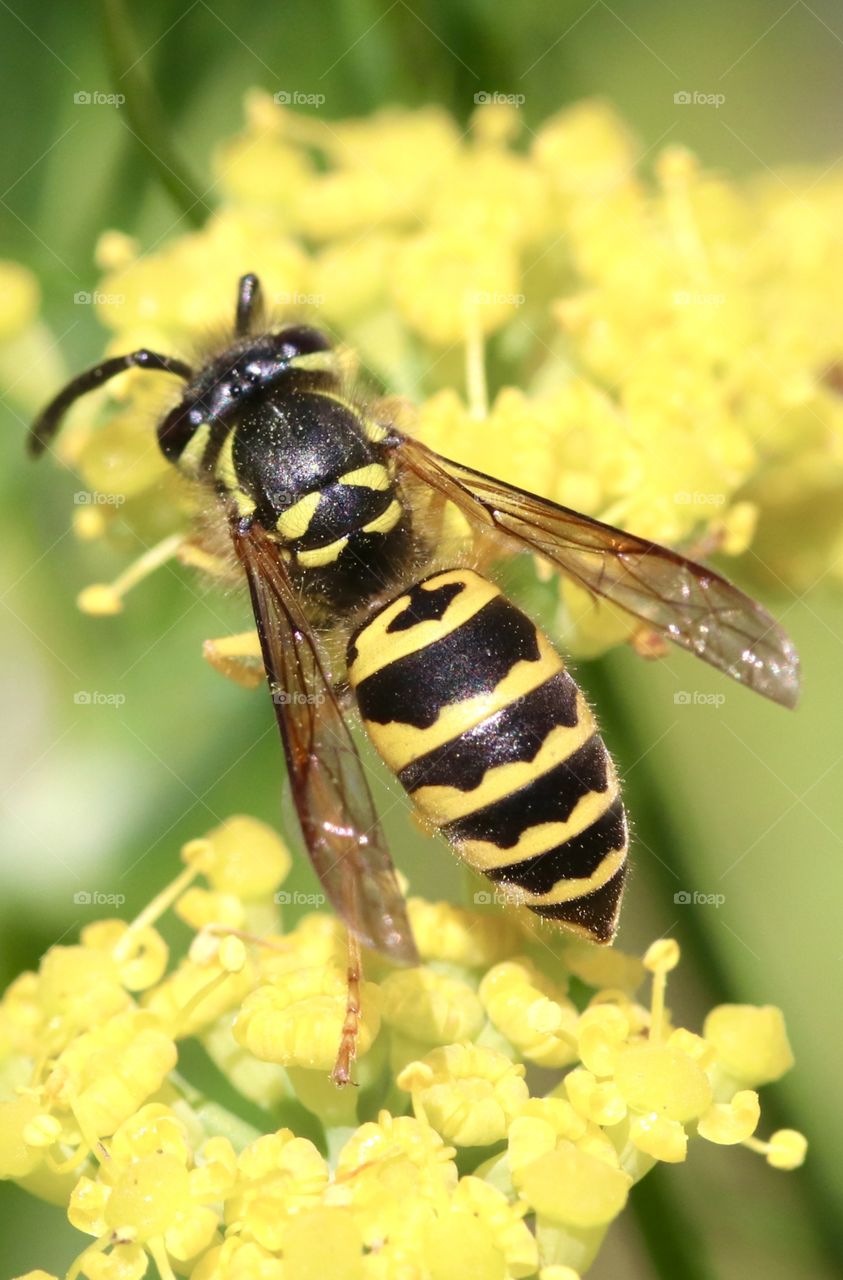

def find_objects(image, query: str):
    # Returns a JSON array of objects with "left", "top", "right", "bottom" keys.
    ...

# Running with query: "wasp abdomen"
[{"left": 348, "top": 568, "right": 628, "bottom": 943}]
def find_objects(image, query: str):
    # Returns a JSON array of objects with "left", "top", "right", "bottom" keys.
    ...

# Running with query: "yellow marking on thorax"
[
  {"left": 455, "top": 759, "right": 621, "bottom": 871},
  {"left": 288, "top": 351, "right": 343, "bottom": 377},
  {"left": 276, "top": 491, "right": 321, "bottom": 540},
  {"left": 363, "top": 417, "right": 389, "bottom": 442},
  {"left": 215, "top": 428, "right": 238, "bottom": 490},
  {"left": 212, "top": 430, "right": 256, "bottom": 517},
  {"left": 178, "top": 422, "right": 211, "bottom": 477},
  {"left": 361, "top": 630, "right": 564, "bottom": 773},
  {"left": 410, "top": 701, "right": 596, "bottom": 825},
  {"left": 362, "top": 498, "right": 403, "bottom": 536},
  {"left": 297, "top": 535, "right": 349, "bottom": 568},
  {"left": 233, "top": 489, "right": 256, "bottom": 516},
  {"left": 338, "top": 463, "right": 390, "bottom": 490},
  {"left": 349, "top": 570, "right": 501, "bottom": 686}
]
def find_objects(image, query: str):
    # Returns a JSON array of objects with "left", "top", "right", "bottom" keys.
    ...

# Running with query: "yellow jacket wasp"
[{"left": 30, "top": 273, "right": 800, "bottom": 1081}]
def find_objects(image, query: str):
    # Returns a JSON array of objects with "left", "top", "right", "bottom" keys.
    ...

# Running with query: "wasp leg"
[
  {"left": 203, "top": 631, "right": 264, "bottom": 689},
  {"left": 331, "top": 922, "right": 362, "bottom": 1087}
]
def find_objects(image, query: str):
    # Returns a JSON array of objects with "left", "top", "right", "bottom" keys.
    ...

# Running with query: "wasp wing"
[
  {"left": 232, "top": 519, "right": 418, "bottom": 965},
  {"left": 395, "top": 437, "right": 799, "bottom": 709}
]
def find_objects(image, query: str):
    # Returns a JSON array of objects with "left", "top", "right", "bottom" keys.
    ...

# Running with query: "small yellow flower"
[
  {"left": 190, "top": 1135, "right": 239, "bottom": 1201},
  {"left": 233, "top": 965, "right": 381, "bottom": 1071},
  {"left": 703, "top": 1004, "right": 795, "bottom": 1087},
  {"left": 764, "top": 1128, "right": 809, "bottom": 1170},
  {"left": 562, "top": 1069, "right": 627, "bottom": 1129},
  {"left": 667, "top": 1026, "right": 716, "bottom": 1070},
  {"left": 613, "top": 1044, "right": 713, "bottom": 1124},
  {"left": 479, "top": 958, "right": 578, "bottom": 1068},
  {"left": 628, "top": 1112, "right": 688, "bottom": 1164},
  {"left": 697, "top": 1089, "right": 760, "bottom": 1145},
  {"left": 328, "top": 1112, "right": 456, "bottom": 1252},
  {"left": 47, "top": 1011, "right": 177, "bottom": 1142},
  {"left": 421, "top": 1192, "right": 533, "bottom": 1280},
  {"left": 200, "top": 815, "right": 293, "bottom": 901},
  {"left": 398, "top": 1044, "right": 529, "bottom": 1146},
  {"left": 576, "top": 1004, "right": 631, "bottom": 1078},
  {"left": 81, "top": 920, "right": 169, "bottom": 992},
  {"left": 380, "top": 967, "right": 485, "bottom": 1046},
  {"left": 225, "top": 1129, "right": 329, "bottom": 1251},
  {"left": 69, "top": 1105, "right": 220, "bottom": 1272},
  {"left": 515, "top": 1139, "right": 631, "bottom": 1227},
  {"left": 337, "top": 1109, "right": 457, "bottom": 1180},
  {"left": 532, "top": 100, "right": 639, "bottom": 199},
  {"left": 514, "top": 1097, "right": 588, "bottom": 1146}
]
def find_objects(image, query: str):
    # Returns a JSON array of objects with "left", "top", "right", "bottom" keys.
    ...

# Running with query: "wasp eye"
[{"left": 158, "top": 400, "right": 203, "bottom": 461}]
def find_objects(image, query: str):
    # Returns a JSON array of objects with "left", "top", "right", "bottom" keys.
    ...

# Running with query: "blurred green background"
[{"left": 1, "top": 2, "right": 842, "bottom": 1278}]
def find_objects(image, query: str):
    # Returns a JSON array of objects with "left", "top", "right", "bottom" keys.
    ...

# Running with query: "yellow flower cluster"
[
  {"left": 11, "top": 92, "right": 843, "bottom": 647},
  {"left": 2, "top": 818, "right": 805, "bottom": 1280}
]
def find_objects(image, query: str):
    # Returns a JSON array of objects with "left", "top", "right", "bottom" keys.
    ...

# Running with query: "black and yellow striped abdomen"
[{"left": 347, "top": 568, "right": 628, "bottom": 943}]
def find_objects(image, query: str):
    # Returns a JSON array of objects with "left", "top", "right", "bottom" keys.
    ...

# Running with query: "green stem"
[
  {"left": 587, "top": 658, "right": 843, "bottom": 1275},
  {"left": 99, "top": 0, "right": 208, "bottom": 228}
]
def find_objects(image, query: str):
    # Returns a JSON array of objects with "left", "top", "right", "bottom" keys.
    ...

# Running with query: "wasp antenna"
[
  {"left": 235, "top": 272, "right": 264, "bottom": 337},
  {"left": 28, "top": 349, "right": 193, "bottom": 458}
]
